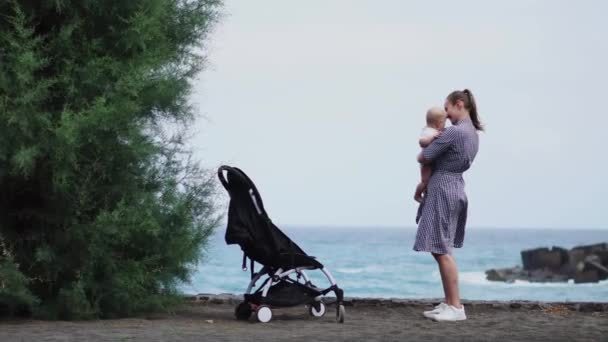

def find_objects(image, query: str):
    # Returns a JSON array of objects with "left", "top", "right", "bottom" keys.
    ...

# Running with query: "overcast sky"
[{"left": 190, "top": 0, "right": 608, "bottom": 229}]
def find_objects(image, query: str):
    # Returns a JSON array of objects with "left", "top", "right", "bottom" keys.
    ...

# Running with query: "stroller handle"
[
  {"left": 218, "top": 165, "right": 268, "bottom": 216},
  {"left": 217, "top": 165, "right": 231, "bottom": 191}
]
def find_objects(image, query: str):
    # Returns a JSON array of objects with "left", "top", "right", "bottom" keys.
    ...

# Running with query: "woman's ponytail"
[{"left": 447, "top": 89, "right": 484, "bottom": 131}]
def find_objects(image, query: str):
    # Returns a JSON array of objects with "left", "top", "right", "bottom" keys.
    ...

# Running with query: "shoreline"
[{"left": 187, "top": 294, "right": 608, "bottom": 312}]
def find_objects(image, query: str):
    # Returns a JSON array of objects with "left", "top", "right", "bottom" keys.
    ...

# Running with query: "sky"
[{"left": 189, "top": 0, "right": 608, "bottom": 229}]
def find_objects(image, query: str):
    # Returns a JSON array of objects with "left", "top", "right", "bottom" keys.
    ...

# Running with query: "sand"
[{"left": 1, "top": 296, "right": 607, "bottom": 342}]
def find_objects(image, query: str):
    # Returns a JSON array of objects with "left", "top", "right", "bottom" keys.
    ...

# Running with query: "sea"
[{"left": 184, "top": 227, "right": 608, "bottom": 302}]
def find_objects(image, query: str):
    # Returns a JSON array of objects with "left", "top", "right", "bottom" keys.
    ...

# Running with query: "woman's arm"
[{"left": 417, "top": 128, "right": 457, "bottom": 164}]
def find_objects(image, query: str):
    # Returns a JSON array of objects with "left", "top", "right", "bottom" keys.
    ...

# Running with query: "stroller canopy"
[{"left": 218, "top": 166, "right": 322, "bottom": 269}]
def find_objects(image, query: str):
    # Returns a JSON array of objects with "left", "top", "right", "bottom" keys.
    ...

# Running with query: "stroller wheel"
[
  {"left": 336, "top": 304, "right": 346, "bottom": 323},
  {"left": 235, "top": 302, "right": 252, "bottom": 320},
  {"left": 308, "top": 301, "right": 326, "bottom": 318},
  {"left": 256, "top": 305, "right": 273, "bottom": 323}
]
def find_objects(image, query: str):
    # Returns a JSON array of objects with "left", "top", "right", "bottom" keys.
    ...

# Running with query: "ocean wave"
[
  {"left": 336, "top": 265, "right": 393, "bottom": 274},
  {"left": 461, "top": 272, "right": 608, "bottom": 287}
]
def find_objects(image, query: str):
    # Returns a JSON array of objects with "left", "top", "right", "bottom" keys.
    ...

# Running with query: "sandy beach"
[{"left": 1, "top": 295, "right": 606, "bottom": 342}]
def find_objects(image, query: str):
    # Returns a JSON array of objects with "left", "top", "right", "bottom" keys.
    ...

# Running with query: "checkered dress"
[{"left": 413, "top": 117, "right": 479, "bottom": 255}]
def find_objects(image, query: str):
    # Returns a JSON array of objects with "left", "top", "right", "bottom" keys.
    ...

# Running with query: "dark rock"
[
  {"left": 553, "top": 246, "right": 570, "bottom": 263},
  {"left": 583, "top": 255, "right": 608, "bottom": 280},
  {"left": 521, "top": 247, "right": 548, "bottom": 270},
  {"left": 486, "top": 269, "right": 508, "bottom": 282},
  {"left": 485, "top": 269, "right": 502, "bottom": 281},
  {"left": 571, "top": 243, "right": 608, "bottom": 255},
  {"left": 521, "top": 247, "right": 567, "bottom": 271},
  {"left": 595, "top": 250, "right": 608, "bottom": 265},
  {"left": 485, "top": 266, "right": 573, "bottom": 283},
  {"left": 489, "top": 242, "right": 608, "bottom": 284},
  {"left": 567, "top": 249, "right": 586, "bottom": 275},
  {"left": 574, "top": 270, "right": 599, "bottom": 284},
  {"left": 527, "top": 268, "right": 569, "bottom": 282},
  {"left": 486, "top": 267, "right": 523, "bottom": 282}
]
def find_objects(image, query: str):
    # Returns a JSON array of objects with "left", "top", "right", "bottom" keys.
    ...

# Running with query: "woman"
[{"left": 414, "top": 89, "right": 482, "bottom": 322}]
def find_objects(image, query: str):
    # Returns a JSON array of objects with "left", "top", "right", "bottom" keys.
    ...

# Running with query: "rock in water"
[
  {"left": 488, "top": 243, "right": 608, "bottom": 283},
  {"left": 521, "top": 247, "right": 568, "bottom": 271},
  {"left": 574, "top": 270, "right": 599, "bottom": 284}
]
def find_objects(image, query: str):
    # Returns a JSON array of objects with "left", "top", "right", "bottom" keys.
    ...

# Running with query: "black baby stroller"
[{"left": 218, "top": 165, "right": 345, "bottom": 323}]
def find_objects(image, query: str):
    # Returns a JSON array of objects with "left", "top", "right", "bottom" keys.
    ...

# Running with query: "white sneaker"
[
  {"left": 430, "top": 304, "right": 466, "bottom": 322},
  {"left": 423, "top": 302, "right": 448, "bottom": 319}
]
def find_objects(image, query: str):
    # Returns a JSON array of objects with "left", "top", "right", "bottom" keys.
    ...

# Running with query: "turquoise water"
[{"left": 185, "top": 227, "right": 608, "bottom": 302}]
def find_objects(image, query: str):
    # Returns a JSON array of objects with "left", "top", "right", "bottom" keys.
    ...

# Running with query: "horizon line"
[{"left": 276, "top": 224, "right": 608, "bottom": 231}]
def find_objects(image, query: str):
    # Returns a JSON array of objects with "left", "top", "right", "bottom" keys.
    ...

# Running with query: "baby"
[{"left": 415, "top": 107, "right": 447, "bottom": 203}]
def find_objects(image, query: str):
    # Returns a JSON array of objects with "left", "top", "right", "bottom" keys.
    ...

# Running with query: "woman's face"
[{"left": 444, "top": 99, "right": 463, "bottom": 124}]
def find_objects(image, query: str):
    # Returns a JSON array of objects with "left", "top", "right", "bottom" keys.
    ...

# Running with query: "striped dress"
[{"left": 413, "top": 117, "right": 479, "bottom": 255}]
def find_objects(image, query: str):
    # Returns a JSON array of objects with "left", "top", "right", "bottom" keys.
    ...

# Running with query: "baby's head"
[{"left": 426, "top": 107, "right": 447, "bottom": 130}]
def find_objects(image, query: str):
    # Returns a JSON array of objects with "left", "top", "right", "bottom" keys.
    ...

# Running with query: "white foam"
[
  {"left": 336, "top": 264, "right": 390, "bottom": 274},
  {"left": 460, "top": 272, "right": 491, "bottom": 285},
  {"left": 336, "top": 268, "right": 363, "bottom": 274},
  {"left": 461, "top": 271, "right": 608, "bottom": 287}
]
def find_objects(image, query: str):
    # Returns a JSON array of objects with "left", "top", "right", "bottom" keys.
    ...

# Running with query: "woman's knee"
[{"left": 432, "top": 252, "right": 453, "bottom": 263}]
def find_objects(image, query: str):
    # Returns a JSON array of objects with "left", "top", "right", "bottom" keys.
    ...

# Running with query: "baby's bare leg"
[
  {"left": 421, "top": 164, "right": 432, "bottom": 184},
  {"left": 415, "top": 165, "right": 432, "bottom": 202}
]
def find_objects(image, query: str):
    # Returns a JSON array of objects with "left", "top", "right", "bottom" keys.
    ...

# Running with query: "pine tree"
[{"left": 0, "top": 0, "right": 222, "bottom": 318}]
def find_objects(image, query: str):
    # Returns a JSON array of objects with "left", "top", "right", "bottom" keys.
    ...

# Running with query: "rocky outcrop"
[{"left": 486, "top": 243, "right": 608, "bottom": 284}]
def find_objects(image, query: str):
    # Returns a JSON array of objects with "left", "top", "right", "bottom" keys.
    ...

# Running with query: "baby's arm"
[
  {"left": 419, "top": 136, "right": 434, "bottom": 148},
  {"left": 419, "top": 131, "right": 440, "bottom": 147}
]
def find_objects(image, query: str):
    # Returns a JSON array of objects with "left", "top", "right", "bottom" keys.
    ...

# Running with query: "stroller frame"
[{"left": 218, "top": 166, "right": 345, "bottom": 323}]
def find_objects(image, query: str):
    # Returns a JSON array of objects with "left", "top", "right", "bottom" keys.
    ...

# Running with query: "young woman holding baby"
[{"left": 413, "top": 89, "right": 483, "bottom": 322}]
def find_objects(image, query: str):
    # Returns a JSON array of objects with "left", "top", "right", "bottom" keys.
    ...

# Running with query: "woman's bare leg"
[{"left": 432, "top": 253, "right": 461, "bottom": 308}]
